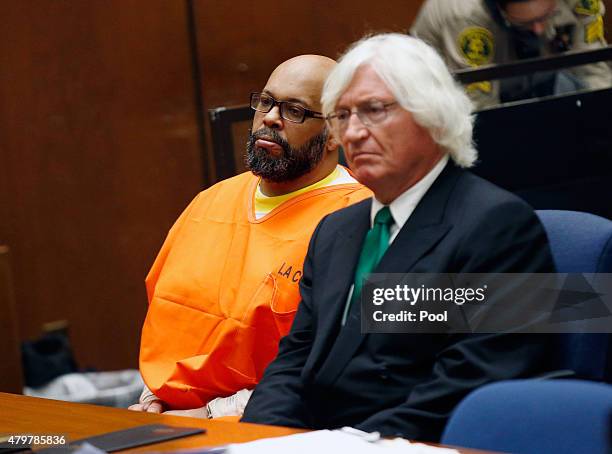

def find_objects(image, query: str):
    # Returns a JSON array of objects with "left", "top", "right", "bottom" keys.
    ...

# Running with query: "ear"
[{"left": 326, "top": 135, "right": 340, "bottom": 152}]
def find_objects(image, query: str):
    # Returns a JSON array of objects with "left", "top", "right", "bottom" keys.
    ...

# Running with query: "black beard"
[{"left": 245, "top": 127, "right": 328, "bottom": 183}]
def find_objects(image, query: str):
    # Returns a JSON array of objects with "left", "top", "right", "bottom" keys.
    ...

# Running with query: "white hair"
[{"left": 322, "top": 33, "right": 477, "bottom": 168}]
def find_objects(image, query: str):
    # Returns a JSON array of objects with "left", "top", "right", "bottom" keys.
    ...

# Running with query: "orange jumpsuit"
[{"left": 140, "top": 171, "right": 370, "bottom": 409}]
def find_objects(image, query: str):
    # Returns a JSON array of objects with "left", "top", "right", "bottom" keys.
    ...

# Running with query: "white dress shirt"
[{"left": 370, "top": 155, "right": 449, "bottom": 243}]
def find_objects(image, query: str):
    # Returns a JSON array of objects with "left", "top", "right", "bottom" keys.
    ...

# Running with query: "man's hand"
[
  {"left": 127, "top": 385, "right": 164, "bottom": 413},
  {"left": 207, "top": 389, "right": 253, "bottom": 418},
  {"left": 128, "top": 400, "right": 164, "bottom": 413},
  {"left": 129, "top": 387, "right": 252, "bottom": 418},
  {"left": 160, "top": 390, "right": 253, "bottom": 418}
]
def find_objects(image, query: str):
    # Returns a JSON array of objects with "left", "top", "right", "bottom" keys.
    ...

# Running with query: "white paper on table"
[{"left": 224, "top": 429, "right": 460, "bottom": 454}]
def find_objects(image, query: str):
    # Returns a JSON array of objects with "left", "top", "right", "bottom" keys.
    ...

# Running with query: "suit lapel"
[
  {"left": 376, "top": 223, "right": 452, "bottom": 274},
  {"left": 315, "top": 163, "right": 461, "bottom": 387},
  {"left": 379, "top": 162, "right": 460, "bottom": 274},
  {"left": 309, "top": 201, "right": 371, "bottom": 373}
]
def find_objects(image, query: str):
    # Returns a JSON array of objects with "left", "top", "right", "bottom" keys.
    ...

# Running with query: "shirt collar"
[{"left": 370, "top": 154, "right": 449, "bottom": 231}]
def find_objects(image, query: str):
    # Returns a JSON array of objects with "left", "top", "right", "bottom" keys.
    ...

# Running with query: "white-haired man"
[
  {"left": 242, "top": 34, "right": 557, "bottom": 441},
  {"left": 411, "top": 0, "right": 612, "bottom": 108}
]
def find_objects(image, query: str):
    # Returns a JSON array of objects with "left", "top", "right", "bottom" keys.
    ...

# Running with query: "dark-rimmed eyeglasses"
[
  {"left": 250, "top": 92, "right": 324, "bottom": 124},
  {"left": 326, "top": 99, "right": 398, "bottom": 136}
]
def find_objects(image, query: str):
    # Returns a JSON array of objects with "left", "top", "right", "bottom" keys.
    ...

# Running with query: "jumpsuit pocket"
[
  {"left": 242, "top": 273, "right": 300, "bottom": 337},
  {"left": 270, "top": 274, "right": 300, "bottom": 336}
]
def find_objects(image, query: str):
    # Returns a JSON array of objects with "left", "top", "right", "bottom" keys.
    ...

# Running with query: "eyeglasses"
[
  {"left": 250, "top": 92, "right": 324, "bottom": 124},
  {"left": 326, "top": 100, "right": 398, "bottom": 136}
]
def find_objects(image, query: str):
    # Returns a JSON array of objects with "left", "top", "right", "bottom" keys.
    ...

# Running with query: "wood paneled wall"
[
  {"left": 192, "top": 0, "right": 424, "bottom": 109},
  {"left": 0, "top": 1, "right": 204, "bottom": 371},
  {"left": 0, "top": 247, "right": 23, "bottom": 393}
]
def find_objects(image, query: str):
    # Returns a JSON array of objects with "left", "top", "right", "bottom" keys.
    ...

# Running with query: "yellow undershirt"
[{"left": 254, "top": 167, "right": 341, "bottom": 217}]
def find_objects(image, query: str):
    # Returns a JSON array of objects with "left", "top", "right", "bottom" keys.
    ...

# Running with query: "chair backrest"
[
  {"left": 536, "top": 210, "right": 612, "bottom": 273},
  {"left": 536, "top": 210, "right": 612, "bottom": 382},
  {"left": 442, "top": 379, "right": 612, "bottom": 454},
  {"left": 208, "top": 105, "right": 252, "bottom": 181}
]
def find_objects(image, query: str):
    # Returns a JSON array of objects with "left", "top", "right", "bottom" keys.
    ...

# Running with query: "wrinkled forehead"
[{"left": 263, "top": 62, "right": 328, "bottom": 110}]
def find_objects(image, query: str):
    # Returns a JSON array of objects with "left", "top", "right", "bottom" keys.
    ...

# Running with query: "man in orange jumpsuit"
[{"left": 129, "top": 55, "right": 371, "bottom": 418}]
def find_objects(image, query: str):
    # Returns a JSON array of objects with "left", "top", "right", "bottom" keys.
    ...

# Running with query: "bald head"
[
  {"left": 247, "top": 54, "right": 339, "bottom": 194},
  {"left": 265, "top": 55, "right": 336, "bottom": 112}
]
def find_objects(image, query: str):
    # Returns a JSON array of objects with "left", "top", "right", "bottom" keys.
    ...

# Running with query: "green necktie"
[{"left": 341, "top": 206, "right": 394, "bottom": 325}]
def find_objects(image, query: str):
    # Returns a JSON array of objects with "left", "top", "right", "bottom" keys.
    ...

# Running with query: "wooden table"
[
  {"left": 0, "top": 392, "right": 302, "bottom": 451},
  {"left": 0, "top": 392, "right": 487, "bottom": 452}
]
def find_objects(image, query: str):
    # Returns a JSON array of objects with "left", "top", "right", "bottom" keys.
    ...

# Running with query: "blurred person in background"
[{"left": 411, "top": 0, "right": 612, "bottom": 108}]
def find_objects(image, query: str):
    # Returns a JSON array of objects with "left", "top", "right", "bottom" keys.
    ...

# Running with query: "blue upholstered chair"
[
  {"left": 441, "top": 379, "right": 612, "bottom": 454},
  {"left": 536, "top": 210, "right": 612, "bottom": 273},
  {"left": 441, "top": 211, "right": 612, "bottom": 453},
  {"left": 536, "top": 210, "right": 612, "bottom": 381}
]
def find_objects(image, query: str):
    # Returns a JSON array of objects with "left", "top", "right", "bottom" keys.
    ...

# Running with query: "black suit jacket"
[{"left": 242, "top": 164, "right": 556, "bottom": 441}]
